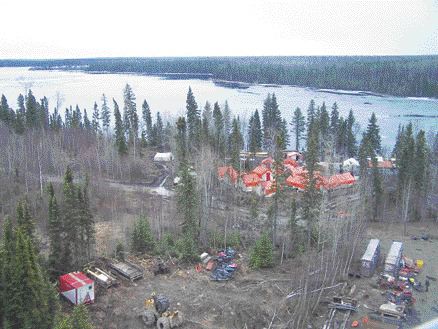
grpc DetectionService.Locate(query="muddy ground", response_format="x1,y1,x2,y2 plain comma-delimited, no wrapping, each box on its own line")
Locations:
314,221,438,329
85,221,438,329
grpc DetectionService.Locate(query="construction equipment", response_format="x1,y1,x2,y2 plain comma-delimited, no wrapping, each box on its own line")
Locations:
142,293,183,329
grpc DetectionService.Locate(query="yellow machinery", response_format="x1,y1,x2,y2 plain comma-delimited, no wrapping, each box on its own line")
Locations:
142,293,183,329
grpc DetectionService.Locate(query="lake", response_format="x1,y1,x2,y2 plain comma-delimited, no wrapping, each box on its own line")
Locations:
0,67,437,151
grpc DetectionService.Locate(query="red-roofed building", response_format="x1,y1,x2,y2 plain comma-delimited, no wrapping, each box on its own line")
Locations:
290,166,308,177
286,173,327,190
252,165,272,181
241,173,261,192
218,166,239,186
286,175,306,190
284,158,299,167
218,166,229,179
227,167,239,185
59,272,94,305
368,160,394,169
261,180,276,197
261,156,274,168
324,173,356,189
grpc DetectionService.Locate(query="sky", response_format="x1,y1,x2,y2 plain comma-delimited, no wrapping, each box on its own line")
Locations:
1,0,437,59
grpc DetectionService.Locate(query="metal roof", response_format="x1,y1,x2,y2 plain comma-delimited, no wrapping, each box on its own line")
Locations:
59,272,93,290
386,241,403,265
361,239,380,261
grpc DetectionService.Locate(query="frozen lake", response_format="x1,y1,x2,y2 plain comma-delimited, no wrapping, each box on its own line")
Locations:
0,67,437,150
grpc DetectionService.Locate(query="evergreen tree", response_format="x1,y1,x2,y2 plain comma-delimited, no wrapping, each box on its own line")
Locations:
49,107,63,131
279,118,289,150
3,228,58,329
212,102,225,156
113,99,128,155
392,124,403,157
54,305,94,329
16,200,35,243
262,93,283,152
249,233,273,269
83,109,91,130
142,100,153,143
61,167,79,271
15,95,25,134
175,117,187,164
131,216,155,253
78,177,95,262
366,112,382,154
177,164,199,242
100,94,111,134
307,99,316,127
336,117,347,156
151,112,164,149
302,122,321,247
330,102,340,134
414,130,429,197
202,101,212,141
47,183,63,274
92,102,100,134
228,117,244,170
0,94,10,125
123,84,139,153
71,105,83,128
186,87,201,151
25,89,39,128
222,100,231,140
396,123,415,225
346,110,357,157
290,107,305,151
65,106,72,128
248,109,263,153
40,96,50,129
319,102,330,139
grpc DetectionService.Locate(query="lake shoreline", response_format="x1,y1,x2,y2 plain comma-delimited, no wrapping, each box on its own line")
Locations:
28,66,438,102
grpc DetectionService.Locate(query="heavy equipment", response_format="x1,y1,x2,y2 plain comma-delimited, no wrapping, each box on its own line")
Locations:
141,293,183,329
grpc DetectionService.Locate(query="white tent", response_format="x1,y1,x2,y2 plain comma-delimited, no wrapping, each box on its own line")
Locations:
154,152,174,162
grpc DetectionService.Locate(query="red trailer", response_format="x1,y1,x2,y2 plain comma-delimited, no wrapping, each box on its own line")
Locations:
59,272,95,305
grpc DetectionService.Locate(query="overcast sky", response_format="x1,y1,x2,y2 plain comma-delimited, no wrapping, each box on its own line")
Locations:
1,0,437,59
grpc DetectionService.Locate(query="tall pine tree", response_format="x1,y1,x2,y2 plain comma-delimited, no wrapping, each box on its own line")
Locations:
113,99,127,155
290,107,305,151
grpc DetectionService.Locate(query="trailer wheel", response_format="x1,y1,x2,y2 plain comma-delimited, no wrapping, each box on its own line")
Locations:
142,310,156,326
156,317,171,329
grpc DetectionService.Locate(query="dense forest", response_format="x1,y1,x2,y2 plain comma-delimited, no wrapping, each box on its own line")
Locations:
2,56,438,97
0,84,437,328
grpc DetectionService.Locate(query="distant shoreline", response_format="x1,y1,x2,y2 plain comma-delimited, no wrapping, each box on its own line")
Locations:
25,66,438,102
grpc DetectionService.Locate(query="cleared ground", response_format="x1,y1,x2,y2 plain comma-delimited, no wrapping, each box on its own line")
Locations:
85,221,438,329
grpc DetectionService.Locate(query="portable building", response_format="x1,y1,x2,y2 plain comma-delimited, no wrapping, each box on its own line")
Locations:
384,241,403,276
360,239,381,277
59,272,94,305
153,152,174,162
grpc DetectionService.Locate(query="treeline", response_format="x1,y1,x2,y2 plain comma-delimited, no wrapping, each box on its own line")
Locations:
0,85,172,155
4,56,438,97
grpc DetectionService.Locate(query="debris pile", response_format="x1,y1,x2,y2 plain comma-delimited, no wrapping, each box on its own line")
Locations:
197,247,239,281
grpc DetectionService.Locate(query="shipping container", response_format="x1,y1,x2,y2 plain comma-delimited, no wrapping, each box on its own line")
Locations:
361,239,381,277
384,241,403,276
